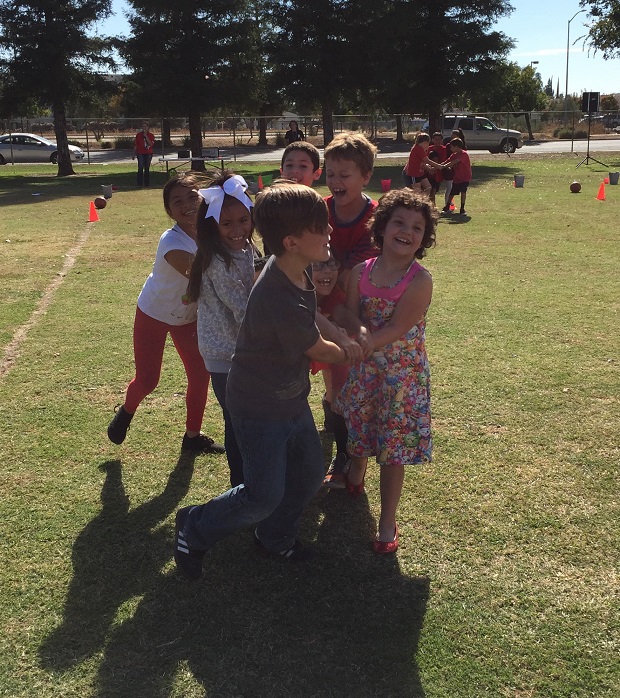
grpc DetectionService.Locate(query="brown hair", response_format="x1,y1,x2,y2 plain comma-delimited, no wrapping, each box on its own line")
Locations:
187,170,254,301
280,141,321,171
323,131,376,176
253,182,328,257
369,188,437,259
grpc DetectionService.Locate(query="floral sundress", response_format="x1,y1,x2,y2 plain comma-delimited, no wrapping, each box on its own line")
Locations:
335,257,432,466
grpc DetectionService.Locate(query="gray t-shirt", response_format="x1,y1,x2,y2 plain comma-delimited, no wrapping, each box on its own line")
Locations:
226,255,319,420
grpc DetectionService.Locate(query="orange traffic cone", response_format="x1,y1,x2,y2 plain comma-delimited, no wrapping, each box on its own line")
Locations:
258,175,264,190
89,201,99,222
596,182,606,201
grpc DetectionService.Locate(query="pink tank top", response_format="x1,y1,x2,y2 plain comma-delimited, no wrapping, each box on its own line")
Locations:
359,256,422,302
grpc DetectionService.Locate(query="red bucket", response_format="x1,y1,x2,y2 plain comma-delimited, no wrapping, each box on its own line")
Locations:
381,179,391,192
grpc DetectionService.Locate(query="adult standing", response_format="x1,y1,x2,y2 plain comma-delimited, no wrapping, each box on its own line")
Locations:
133,121,155,187
284,120,304,145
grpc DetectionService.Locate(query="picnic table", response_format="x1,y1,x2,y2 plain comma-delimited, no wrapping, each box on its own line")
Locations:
158,148,226,178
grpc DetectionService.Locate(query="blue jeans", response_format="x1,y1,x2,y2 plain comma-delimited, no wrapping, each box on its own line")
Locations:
183,403,324,553
210,372,244,488
136,153,152,186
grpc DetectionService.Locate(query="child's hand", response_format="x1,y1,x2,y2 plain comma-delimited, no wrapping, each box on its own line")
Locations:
357,326,374,358
333,333,363,364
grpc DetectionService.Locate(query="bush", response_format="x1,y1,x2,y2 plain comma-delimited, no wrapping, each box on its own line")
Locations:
99,141,112,149
275,132,286,147
114,137,135,149
554,127,588,139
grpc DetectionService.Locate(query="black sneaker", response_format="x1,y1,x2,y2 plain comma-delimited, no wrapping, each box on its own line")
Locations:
442,204,451,213
107,405,133,445
323,452,350,489
173,506,206,580
459,208,467,215
253,530,316,562
181,433,225,454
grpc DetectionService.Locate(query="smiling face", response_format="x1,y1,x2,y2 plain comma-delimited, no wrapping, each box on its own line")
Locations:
280,151,321,187
165,183,200,235
381,207,426,259
289,224,332,267
311,255,339,298
325,157,371,206
217,198,253,252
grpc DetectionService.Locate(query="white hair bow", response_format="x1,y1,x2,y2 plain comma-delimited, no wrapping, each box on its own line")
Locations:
199,175,253,222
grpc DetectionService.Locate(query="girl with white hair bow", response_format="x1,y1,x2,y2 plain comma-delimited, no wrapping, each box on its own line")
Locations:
187,171,260,487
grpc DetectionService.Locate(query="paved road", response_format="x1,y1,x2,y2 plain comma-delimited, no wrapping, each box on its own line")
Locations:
82,137,620,166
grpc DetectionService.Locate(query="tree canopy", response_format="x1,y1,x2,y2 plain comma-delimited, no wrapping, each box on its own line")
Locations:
580,1,620,58
0,0,116,175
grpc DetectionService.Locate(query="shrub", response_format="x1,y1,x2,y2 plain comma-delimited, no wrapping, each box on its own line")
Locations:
275,132,286,147
114,137,134,149
554,127,588,139
99,141,112,149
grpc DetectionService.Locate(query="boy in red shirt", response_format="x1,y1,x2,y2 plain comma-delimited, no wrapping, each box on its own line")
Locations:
442,138,471,215
133,121,155,188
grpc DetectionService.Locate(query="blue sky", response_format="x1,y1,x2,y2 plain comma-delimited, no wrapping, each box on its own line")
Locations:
99,0,619,97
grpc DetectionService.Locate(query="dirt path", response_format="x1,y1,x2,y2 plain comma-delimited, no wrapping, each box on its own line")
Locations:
0,222,93,380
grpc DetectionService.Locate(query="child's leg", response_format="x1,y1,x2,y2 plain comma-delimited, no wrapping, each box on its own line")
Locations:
378,464,405,542
124,307,167,413
460,190,467,213
347,455,367,487
169,321,210,436
210,372,244,487
444,181,453,207
321,368,334,431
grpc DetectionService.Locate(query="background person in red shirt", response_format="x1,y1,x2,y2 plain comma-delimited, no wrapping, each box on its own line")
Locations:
133,121,155,188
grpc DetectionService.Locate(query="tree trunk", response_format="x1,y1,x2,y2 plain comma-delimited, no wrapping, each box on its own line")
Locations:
258,108,268,146
427,103,441,135
162,118,172,148
188,109,205,171
524,112,534,140
52,99,75,177
395,115,404,142
321,104,334,146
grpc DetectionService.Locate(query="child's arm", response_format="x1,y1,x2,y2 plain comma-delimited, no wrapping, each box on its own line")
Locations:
164,250,194,278
368,270,432,350
305,336,348,365
315,311,363,363
330,303,374,357
342,263,375,358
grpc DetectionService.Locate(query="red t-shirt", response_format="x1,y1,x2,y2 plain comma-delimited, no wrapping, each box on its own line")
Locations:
447,150,472,183
324,195,379,270
405,143,427,177
135,131,155,155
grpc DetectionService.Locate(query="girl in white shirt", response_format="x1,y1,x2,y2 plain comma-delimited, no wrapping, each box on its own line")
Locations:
107,173,224,455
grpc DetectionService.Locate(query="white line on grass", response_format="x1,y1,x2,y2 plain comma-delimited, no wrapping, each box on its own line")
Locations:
0,223,93,379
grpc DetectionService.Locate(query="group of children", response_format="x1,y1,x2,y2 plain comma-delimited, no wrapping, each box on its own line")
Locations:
404,130,472,215
108,131,438,580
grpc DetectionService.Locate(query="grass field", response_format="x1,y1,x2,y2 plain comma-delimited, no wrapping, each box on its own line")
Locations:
1,154,619,698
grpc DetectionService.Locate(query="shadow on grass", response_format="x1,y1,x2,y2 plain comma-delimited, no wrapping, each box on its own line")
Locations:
0,170,166,207
40,445,429,697
38,453,196,671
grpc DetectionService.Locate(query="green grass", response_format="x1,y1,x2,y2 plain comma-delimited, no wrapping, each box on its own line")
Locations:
0,155,619,697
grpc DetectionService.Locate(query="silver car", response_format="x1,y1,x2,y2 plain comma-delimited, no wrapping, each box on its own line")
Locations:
0,132,84,164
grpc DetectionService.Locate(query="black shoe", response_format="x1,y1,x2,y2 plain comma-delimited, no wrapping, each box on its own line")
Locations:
181,433,225,454
442,205,451,213
323,452,350,489
253,530,316,562
173,506,206,580
107,405,133,445
322,397,335,433
459,208,466,215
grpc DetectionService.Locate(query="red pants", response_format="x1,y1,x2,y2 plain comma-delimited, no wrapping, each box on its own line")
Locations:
124,307,210,433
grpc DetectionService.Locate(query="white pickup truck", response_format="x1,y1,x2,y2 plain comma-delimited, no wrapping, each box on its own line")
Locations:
426,114,524,153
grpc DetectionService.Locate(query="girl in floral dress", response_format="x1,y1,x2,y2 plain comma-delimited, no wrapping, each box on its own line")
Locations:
335,188,437,553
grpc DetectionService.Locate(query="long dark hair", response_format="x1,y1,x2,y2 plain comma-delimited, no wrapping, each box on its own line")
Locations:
187,170,254,302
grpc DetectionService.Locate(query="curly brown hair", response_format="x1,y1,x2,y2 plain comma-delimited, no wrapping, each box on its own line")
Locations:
368,188,438,259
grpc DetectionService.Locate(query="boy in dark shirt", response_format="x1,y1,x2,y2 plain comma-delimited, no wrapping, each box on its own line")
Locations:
174,183,360,580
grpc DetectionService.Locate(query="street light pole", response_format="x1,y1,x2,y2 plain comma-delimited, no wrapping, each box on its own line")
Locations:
565,9,587,119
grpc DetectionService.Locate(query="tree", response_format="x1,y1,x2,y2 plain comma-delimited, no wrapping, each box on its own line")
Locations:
468,62,546,139
600,93,620,110
360,0,514,135
120,1,259,164
544,78,554,97
580,1,620,58
0,0,115,175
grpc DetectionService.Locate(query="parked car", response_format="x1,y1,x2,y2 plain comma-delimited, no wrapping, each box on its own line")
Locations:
0,133,84,164
423,115,524,153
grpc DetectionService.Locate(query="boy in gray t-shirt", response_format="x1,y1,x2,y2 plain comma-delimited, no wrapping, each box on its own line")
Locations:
174,183,361,580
